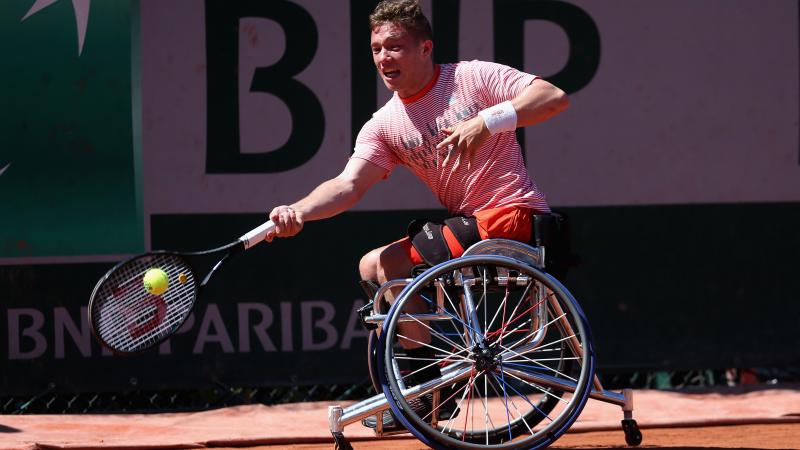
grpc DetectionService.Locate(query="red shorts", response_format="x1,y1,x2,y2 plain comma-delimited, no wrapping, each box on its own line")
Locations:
397,205,535,266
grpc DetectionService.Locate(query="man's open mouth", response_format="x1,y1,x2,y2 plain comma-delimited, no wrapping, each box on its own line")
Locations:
382,70,400,79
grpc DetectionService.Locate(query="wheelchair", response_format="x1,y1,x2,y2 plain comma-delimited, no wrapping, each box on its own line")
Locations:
328,237,642,449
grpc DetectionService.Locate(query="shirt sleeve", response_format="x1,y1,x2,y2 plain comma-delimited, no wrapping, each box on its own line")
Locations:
351,115,400,175
469,60,538,106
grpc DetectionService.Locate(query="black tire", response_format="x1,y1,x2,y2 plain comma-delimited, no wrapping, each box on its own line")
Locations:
622,419,643,446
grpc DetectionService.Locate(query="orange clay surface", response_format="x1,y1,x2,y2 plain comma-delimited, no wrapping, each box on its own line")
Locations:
234,423,800,449
0,387,798,450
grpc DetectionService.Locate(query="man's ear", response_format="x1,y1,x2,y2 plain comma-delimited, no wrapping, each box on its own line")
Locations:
421,39,433,58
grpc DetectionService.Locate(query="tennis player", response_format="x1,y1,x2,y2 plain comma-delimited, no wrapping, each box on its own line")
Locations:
267,0,569,428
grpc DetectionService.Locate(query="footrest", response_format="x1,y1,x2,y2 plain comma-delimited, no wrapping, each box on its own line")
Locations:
357,300,378,330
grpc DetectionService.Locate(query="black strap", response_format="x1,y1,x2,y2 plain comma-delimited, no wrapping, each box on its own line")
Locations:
443,216,482,251
408,219,451,266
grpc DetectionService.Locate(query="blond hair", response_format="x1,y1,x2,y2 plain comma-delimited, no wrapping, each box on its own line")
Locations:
369,0,432,42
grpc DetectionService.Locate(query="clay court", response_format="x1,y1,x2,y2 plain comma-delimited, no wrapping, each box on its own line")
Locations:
1,386,798,449
265,425,800,450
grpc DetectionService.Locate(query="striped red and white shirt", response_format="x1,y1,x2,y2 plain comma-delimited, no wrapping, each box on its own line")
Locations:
353,60,550,216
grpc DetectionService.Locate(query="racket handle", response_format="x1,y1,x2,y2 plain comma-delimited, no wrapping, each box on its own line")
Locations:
239,220,276,249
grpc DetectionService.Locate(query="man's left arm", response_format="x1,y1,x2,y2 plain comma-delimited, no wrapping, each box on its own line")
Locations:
512,78,570,127
437,78,569,156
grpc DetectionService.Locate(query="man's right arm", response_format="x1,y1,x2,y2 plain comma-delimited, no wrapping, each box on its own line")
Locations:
267,157,387,240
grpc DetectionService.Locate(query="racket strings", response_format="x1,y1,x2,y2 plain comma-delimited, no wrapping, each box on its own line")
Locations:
92,254,197,353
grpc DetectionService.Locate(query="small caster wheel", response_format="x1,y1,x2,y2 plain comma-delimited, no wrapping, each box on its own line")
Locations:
332,431,353,450
621,418,643,446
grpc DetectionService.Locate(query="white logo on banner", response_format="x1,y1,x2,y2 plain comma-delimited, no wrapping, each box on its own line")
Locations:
21,0,92,55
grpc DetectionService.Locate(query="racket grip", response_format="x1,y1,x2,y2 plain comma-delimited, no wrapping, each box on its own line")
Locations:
239,220,276,249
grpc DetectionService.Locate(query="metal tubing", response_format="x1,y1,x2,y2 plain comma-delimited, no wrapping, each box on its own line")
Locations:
501,367,627,407
336,392,391,428
545,292,586,371
622,388,634,419
460,278,484,344
363,312,453,325
335,364,473,428
328,405,344,433
373,279,414,312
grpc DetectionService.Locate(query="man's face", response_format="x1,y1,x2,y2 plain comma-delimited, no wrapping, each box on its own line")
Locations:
371,22,433,98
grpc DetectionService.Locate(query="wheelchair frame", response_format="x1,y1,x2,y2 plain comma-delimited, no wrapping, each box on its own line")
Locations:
329,239,642,449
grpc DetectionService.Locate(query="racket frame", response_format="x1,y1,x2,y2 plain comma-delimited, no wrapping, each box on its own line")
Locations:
88,220,273,355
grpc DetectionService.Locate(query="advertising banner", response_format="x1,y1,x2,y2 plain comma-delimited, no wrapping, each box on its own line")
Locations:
0,0,142,262
1,0,798,395
140,0,798,215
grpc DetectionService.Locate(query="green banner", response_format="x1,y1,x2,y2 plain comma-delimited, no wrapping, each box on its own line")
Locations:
0,0,142,260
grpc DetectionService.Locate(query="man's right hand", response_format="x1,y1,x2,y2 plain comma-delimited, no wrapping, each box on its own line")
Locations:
267,205,304,242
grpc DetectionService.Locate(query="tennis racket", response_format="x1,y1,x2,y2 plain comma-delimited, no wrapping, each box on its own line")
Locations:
88,220,276,354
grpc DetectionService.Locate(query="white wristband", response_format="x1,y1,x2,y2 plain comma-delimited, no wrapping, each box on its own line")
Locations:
478,101,517,135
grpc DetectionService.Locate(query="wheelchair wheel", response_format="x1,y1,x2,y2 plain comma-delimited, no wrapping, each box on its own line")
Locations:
367,323,569,427
377,255,595,449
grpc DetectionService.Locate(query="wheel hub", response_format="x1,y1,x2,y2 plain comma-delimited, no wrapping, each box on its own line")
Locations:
472,342,500,371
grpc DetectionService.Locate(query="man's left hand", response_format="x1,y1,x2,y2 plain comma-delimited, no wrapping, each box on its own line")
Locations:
437,115,490,167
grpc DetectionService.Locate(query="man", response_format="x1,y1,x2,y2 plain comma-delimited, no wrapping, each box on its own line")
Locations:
266,0,568,428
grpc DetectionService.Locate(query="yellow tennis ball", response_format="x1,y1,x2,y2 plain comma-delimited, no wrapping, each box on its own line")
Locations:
143,268,169,296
